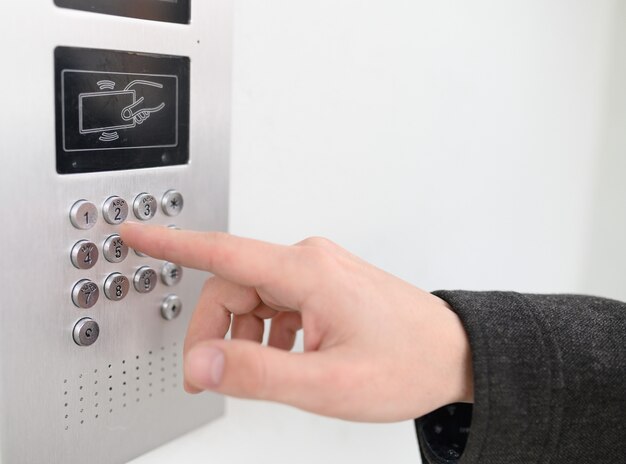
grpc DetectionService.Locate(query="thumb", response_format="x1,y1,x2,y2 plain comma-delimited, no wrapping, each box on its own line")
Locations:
184,340,339,415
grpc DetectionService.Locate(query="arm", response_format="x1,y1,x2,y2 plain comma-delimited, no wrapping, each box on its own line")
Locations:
416,291,626,463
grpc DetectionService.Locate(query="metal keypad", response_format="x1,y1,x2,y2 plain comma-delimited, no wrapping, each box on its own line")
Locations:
67,191,185,346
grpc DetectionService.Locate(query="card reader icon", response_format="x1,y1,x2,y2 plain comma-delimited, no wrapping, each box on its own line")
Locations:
78,80,166,143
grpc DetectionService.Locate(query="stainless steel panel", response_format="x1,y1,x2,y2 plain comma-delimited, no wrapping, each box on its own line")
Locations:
0,1,232,462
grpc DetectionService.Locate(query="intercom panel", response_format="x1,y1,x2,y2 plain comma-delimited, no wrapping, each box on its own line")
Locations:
0,1,231,463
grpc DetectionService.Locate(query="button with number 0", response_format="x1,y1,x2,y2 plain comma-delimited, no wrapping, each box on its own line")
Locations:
70,240,99,270
102,196,129,225
134,266,158,294
133,193,157,221
104,273,130,301
72,279,100,309
70,200,98,230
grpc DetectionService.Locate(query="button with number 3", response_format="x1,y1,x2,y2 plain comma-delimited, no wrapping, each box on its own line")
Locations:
133,193,157,221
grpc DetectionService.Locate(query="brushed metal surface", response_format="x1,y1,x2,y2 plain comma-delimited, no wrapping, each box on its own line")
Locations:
0,0,231,462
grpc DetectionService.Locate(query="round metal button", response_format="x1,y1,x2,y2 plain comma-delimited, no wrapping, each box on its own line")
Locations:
161,190,184,217
104,273,130,301
134,266,158,294
161,262,183,286
72,280,100,309
161,295,182,321
73,318,100,347
69,200,98,230
102,196,129,225
133,193,157,221
70,240,99,270
103,234,129,263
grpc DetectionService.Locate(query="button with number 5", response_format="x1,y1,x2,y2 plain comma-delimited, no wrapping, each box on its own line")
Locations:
103,234,129,263
133,193,157,221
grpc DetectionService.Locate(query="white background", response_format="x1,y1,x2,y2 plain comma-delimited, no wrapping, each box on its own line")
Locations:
134,1,626,462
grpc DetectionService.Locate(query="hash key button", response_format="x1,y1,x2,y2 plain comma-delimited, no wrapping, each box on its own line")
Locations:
161,262,183,286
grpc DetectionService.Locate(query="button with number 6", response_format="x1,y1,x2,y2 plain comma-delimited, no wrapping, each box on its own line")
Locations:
104,273,130,301
103,234,128,263
133,193,157,221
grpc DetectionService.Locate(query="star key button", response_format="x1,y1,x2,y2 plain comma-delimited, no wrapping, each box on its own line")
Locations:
161,190,184,217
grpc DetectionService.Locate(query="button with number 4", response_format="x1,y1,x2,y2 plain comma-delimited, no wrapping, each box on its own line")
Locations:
104,273,130,301
103,234,128,263
71,240,99,270
133,193,157,221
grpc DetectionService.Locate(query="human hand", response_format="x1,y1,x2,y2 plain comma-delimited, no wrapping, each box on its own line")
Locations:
120,223,473,422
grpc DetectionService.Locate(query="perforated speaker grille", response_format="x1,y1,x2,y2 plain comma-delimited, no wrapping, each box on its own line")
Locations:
62,342,181,430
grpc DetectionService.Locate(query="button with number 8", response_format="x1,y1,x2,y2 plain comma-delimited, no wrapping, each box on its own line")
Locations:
102,234,128,263
134,266,158,294
104,273,130,301
133,193,157,221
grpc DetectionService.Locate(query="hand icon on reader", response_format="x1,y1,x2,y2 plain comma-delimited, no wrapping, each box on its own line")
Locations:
120,80,166,125
78,79,167,143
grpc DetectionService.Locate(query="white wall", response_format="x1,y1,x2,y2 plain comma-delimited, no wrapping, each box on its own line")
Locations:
134,1,625,462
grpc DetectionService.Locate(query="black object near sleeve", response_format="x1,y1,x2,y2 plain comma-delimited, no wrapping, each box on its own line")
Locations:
415,291,626,464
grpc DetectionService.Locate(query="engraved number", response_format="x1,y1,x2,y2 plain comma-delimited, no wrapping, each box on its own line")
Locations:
84,251,92,265
115,245,122,259
83,211,89,225
85,290,93,305
144,277,151,291
114,207,122,222
115,285,123,298
144,203,151,217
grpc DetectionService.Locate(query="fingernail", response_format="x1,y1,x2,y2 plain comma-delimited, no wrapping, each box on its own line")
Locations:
185,346,225,390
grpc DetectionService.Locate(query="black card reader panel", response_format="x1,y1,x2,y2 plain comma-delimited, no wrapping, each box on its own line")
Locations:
54,0,190,24
55,47,190,174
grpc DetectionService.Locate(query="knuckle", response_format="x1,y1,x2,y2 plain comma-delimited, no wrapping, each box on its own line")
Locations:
298,236,336,249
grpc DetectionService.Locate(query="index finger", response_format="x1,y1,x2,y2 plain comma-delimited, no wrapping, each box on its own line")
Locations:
120,222,292,288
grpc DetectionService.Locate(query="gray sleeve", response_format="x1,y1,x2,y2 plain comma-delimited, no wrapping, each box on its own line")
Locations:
415,291,626,464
